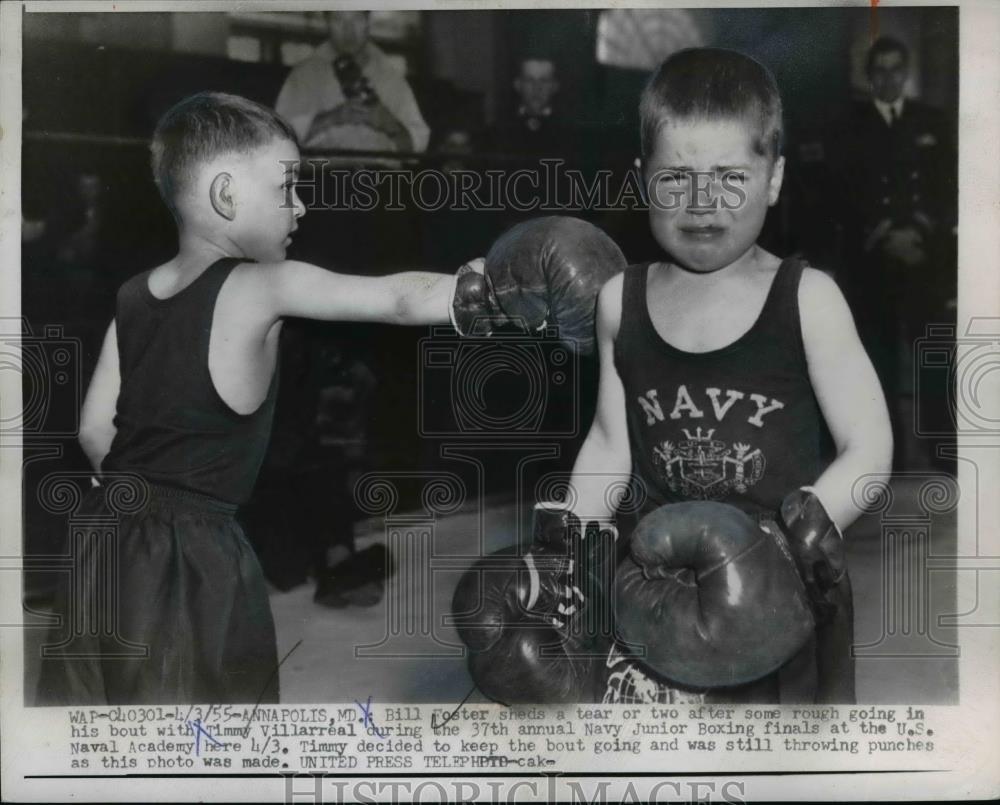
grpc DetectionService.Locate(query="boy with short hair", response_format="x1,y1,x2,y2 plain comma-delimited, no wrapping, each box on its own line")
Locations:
569,49,892,703
39,92,460,705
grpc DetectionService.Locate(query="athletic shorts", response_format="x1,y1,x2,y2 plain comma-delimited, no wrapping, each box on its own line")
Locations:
36,483,279,705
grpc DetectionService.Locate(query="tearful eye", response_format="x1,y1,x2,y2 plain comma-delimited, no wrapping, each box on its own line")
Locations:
658,172,686,185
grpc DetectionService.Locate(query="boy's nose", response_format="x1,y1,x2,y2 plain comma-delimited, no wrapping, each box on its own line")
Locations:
687,184,721,213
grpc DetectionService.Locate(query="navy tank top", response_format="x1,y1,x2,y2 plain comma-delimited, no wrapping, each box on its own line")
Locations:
615,259,825,522
103,259,278,505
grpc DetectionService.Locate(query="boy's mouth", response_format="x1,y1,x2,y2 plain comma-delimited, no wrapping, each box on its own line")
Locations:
679,224,724,240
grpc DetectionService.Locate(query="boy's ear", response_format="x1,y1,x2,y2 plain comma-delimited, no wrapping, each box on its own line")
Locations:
210,172,236,221
767,156,785,207
633,157,650,206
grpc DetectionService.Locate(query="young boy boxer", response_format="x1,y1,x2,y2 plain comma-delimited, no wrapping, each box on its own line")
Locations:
35,92,461,705
37,92,621,706
453,49,892,706
581,48,893,704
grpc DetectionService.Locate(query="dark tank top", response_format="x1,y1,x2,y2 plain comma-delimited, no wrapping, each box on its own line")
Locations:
615,259,824,523
103,258,278,505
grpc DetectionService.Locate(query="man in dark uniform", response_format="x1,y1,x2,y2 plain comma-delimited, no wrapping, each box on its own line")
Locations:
831,36,957,468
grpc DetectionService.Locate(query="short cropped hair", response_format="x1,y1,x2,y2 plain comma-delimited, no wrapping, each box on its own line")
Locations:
150,91,298,217
639,48,783,162
866,36,910,73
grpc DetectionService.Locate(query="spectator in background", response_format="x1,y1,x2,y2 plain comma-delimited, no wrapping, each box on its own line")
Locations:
493,57,564,155
243,323,389,607
275,10,429,154
829,36,956,469
22,170,114,358
436,128,475,174
311,338,384,607
55,173,104,269
275,10,429,269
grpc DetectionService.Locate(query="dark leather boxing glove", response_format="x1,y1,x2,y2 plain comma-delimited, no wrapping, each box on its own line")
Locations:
451,260,506,336
451,505,618,704
484,216,626,355
614,502,814,689
776,488,846,626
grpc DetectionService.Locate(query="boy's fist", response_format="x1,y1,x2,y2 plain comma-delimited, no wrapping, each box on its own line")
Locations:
449,217,626,354
777,488,846,625
451,258,504,335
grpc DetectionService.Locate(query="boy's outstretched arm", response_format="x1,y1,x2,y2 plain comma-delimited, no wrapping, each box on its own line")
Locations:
566,275,633,521
260,260,466,326
799,268,894,531
79,320,120,474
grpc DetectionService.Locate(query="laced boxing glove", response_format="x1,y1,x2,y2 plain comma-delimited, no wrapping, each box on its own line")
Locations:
451,261,506,336
450,216,626,355
774,488,846,626
451,505,618,704
614,502,814,690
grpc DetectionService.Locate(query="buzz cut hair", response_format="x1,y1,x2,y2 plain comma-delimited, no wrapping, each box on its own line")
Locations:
639,48,784,162
150,91,298,217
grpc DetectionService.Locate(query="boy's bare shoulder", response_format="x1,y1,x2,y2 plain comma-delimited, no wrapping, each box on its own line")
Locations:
116,267,154,296
218,260,299,320
600,269,626,297
231,259,313,291
598,270,625,309
233,258,290,277
797,266,855,342
596,271,625,338
235,259,335,281
798,266,847,308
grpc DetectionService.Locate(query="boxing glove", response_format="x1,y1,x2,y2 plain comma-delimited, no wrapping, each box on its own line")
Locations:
484,216,626,355
614,502,814,689
452,505,618,704
776,488,846,626
451,261,506,336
